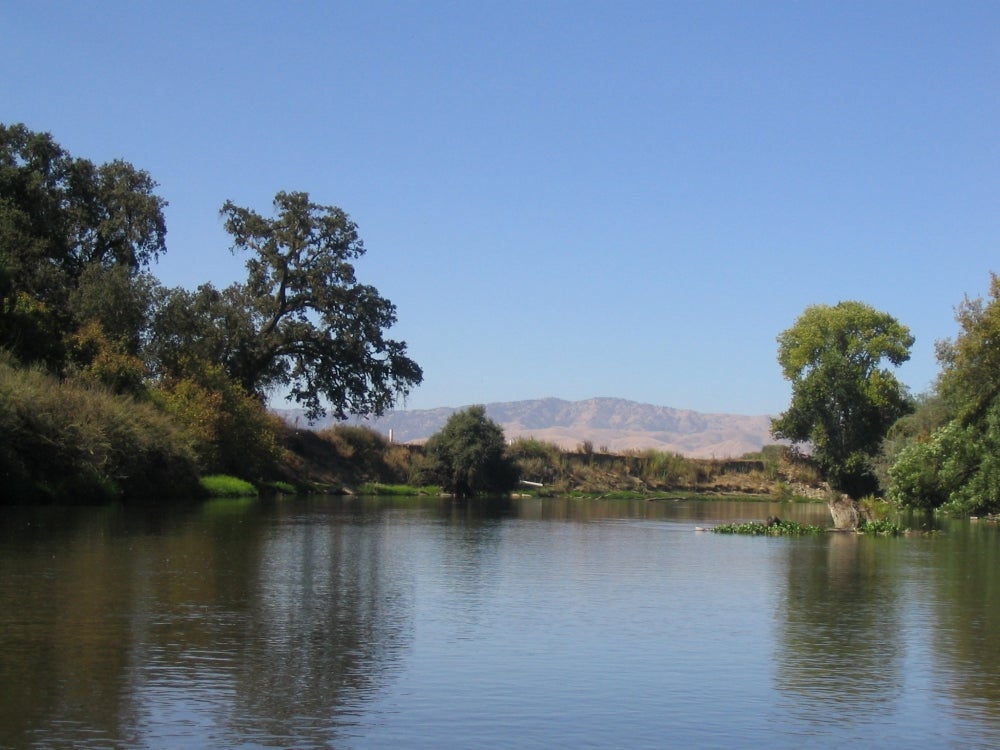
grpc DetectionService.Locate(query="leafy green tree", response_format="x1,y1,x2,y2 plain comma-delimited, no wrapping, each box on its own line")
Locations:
152,191,421,420
0,123,166,368
889,274,1000,514
772,301,914,497
61,265,161,394
424,406,519,497
69,265,160,355
872,392,949,493
936,274,1000,423
148,282,258,382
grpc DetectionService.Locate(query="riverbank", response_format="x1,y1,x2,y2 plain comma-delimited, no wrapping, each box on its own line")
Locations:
275,424,825,502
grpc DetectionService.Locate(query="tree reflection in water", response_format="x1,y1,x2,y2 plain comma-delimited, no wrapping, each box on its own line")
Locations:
775,533,905,723
0,500,414,748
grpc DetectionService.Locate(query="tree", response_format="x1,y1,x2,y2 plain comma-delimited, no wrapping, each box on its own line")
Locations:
936,274,1000,423
148,282,260,385
0,123,166,368
192,191,422,420
424,406,519,497
888,274,1000,514
772,301,914,498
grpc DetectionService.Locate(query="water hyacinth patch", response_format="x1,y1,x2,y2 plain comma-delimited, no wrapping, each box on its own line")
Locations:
711,519,824,536
856,518,907,536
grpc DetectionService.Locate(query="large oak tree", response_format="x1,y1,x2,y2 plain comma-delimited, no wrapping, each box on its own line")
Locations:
153,191,422,420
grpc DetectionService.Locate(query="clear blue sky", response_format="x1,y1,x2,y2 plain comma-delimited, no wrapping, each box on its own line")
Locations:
3,1,997,415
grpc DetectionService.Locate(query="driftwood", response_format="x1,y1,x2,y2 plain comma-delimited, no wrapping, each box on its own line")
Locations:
827,494,861,530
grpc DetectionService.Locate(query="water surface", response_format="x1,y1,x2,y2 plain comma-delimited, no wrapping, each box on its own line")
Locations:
1,497,998,748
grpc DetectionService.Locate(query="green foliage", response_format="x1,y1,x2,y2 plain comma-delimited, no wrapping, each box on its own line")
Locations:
0,351,199,503
0,123,166,369
2,127,427,505
153,361,284,480
355,482,441,496
65,320,148,394
68,265,159,357
887,275,1000,515
0,292,65,370
886,429,952,510
711,519,824,536
937,274,1000,421
424,406,519,497
772,301,914,497
873,393,950,492
856,518,906,536
147,283,259,384
199,474,259,498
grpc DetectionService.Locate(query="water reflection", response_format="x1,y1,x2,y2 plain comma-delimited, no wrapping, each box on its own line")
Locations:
775,533,906,726
929,522,1000,732
0,500,413,749
4,499,1000,748
0,505,166,749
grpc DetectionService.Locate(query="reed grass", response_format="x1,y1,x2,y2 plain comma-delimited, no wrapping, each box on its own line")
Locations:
199,474,259,498
355,482,442,496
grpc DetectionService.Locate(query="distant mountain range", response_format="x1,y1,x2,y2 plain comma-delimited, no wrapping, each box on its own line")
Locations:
275,397,778,459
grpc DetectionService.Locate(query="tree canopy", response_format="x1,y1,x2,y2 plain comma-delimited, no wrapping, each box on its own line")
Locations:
1,124,427,499
0,123,166,369
151,191,423,420
424,406,519,497
772,301,914,497
888,274,1000,514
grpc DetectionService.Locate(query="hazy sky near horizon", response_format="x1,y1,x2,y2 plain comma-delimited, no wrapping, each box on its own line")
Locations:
3,1,997,415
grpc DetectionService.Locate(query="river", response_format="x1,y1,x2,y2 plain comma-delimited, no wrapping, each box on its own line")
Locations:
1,496,999,748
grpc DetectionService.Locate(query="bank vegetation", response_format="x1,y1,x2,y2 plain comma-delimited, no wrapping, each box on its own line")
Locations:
6,123,1000,515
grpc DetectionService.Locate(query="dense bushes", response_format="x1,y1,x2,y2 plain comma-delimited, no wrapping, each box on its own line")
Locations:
423,406,519,497
1,124,421,504
0,354,200,503
153,363,285,480
885,274,1000,515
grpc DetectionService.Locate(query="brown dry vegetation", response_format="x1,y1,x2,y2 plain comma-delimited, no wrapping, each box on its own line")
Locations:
278,426,823,500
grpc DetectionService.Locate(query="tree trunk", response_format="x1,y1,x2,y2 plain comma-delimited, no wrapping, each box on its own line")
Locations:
827,494,860,530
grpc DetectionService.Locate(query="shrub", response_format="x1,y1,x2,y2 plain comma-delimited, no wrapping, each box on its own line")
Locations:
0,352,200,503
153,362,284,480
424,406,519,497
